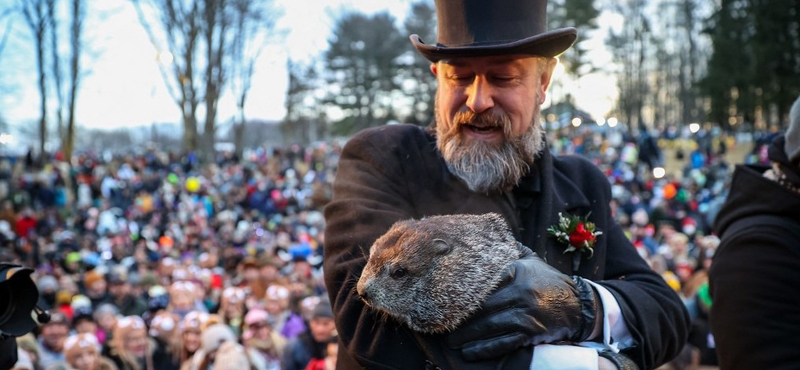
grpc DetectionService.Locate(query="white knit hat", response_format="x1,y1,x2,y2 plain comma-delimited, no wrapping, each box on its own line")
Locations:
786,95,800,162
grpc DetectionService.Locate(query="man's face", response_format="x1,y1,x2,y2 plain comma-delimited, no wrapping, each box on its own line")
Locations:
41,324,69,350
86,279,107,298
108,282,130,298
431,55,556,192
309,317,336,343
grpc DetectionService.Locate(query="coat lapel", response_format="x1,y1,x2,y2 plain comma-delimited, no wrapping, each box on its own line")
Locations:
528,148,591,274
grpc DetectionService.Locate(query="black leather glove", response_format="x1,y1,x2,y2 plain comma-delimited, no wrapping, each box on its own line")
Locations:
599,350,640,370
447,246,600,361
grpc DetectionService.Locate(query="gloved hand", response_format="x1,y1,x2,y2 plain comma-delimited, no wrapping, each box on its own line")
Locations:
447,246,600,361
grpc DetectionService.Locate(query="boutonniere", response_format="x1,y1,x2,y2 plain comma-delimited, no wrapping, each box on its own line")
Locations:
547,212,602,271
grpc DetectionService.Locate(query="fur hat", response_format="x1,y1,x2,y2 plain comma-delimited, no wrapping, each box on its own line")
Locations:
213,342,250,370
201,323,237,354
785,95,800,162
410,0,577,62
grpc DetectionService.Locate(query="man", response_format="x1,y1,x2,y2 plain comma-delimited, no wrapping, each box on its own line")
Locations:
37,312,70,368
322,0,689,369
281,299,337,370
105,270,148,317
709,95,800,368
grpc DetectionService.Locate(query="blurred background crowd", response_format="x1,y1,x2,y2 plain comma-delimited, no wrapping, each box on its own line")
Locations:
0,124,775,370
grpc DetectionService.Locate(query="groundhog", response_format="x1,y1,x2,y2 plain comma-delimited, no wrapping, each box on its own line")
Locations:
356,212,522,334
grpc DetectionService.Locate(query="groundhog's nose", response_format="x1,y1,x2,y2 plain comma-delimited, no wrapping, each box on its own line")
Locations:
356,281,371,303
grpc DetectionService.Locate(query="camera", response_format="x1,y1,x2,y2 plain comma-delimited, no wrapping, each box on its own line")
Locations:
0,263,48,370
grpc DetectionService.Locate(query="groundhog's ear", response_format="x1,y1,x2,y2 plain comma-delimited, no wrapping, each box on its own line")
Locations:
432,239,452,256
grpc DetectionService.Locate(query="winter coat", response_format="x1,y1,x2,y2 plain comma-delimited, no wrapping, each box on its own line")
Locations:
709,135,800,369
323,124,689,370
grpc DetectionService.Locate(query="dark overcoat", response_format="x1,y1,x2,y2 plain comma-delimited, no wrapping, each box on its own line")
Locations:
323,124,688,370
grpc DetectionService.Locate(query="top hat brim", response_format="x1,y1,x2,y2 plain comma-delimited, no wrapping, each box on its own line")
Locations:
410,27,577,62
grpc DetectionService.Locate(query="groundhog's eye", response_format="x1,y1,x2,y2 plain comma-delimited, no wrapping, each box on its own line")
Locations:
390,267,407,279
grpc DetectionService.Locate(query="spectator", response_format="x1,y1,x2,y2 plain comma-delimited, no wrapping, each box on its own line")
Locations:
184,324,240,370
174,312,207,370
47,333,117,370
37,312,70,368
92,304,119,345
105,271,147,317
242,309,285,370
103,316,154,370
281,300,336,370
83,272,108,308
709,95,800,368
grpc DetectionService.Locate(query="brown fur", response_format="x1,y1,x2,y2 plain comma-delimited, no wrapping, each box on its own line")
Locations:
356,213,521,333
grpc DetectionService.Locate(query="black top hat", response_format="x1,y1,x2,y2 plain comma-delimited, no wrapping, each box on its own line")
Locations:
411,0,577,62
0,264,39,337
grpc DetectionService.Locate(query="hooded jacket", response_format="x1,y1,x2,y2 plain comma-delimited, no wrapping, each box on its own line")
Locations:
709,135,800,369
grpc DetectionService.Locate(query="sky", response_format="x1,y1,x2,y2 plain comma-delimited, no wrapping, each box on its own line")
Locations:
0,0,618,133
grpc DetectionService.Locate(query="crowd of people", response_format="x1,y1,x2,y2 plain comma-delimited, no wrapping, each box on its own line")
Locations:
0,123,750,370
2,144,341,370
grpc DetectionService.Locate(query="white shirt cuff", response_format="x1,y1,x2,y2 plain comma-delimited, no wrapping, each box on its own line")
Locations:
530,344,598,370
579,280,635,353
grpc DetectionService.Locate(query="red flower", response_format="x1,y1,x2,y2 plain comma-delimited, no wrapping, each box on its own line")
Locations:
569,223,596,248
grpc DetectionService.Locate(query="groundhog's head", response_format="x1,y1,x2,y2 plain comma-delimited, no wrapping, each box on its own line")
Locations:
356,213,519,334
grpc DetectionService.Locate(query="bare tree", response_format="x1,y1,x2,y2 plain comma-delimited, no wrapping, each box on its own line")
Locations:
606,0,651,134
199,0,228,163
0,7,14,64
132,0,280,162
48,0,63,141
62,0,84,164
401,0,437,125
283,59,322,145
19,0,54,161
229,0,280,158
132,0,202,154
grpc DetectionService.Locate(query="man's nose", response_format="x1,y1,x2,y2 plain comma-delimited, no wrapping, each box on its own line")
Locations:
465,78,495,114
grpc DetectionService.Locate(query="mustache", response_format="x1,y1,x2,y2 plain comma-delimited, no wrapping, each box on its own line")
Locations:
453,110,510,128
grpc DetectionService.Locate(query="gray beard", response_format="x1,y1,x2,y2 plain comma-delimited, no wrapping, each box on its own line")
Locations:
436,108,545,193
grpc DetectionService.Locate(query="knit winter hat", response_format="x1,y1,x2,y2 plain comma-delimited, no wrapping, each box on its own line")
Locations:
786,95,800,162
311,299,334,320
83,270,105,287
36,275,59,292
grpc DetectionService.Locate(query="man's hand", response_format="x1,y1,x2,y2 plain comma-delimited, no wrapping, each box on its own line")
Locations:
447,248,600,361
